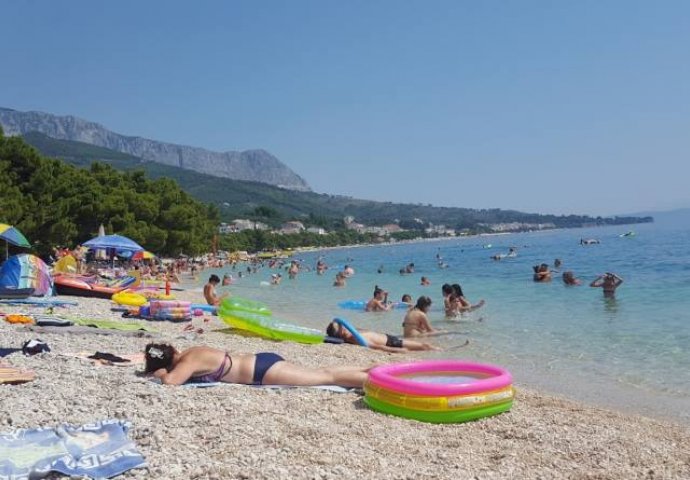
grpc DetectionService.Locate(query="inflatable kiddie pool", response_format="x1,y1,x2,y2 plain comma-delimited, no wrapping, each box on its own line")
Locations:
364,360,514,423
218,297,323,344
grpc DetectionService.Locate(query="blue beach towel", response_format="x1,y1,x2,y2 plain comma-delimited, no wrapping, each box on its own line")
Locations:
149,378,353,393
0,419,146,480
183,381,354,393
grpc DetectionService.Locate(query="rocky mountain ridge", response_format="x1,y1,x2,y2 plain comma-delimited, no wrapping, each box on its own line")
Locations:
0,107,311,191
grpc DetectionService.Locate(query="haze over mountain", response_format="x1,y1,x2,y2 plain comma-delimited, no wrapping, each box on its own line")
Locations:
18,131,652,232
0,107,310,191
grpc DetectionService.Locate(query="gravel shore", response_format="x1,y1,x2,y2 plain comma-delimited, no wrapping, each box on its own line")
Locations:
1,293,689,479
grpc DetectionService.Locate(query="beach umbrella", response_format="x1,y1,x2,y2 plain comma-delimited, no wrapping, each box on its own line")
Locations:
0,224,31,260
83,234,144,252
132,250,156,261
95,225,107,259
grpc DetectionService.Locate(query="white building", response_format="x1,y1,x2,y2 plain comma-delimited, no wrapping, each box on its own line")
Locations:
219,219,269,233
280,221,305,234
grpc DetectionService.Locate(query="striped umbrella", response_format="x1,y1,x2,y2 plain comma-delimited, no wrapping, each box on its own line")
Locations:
132,250,156,261
0,224,31,259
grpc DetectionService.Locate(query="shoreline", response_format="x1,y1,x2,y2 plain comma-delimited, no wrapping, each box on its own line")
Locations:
1,294,689,478
291,223,634,257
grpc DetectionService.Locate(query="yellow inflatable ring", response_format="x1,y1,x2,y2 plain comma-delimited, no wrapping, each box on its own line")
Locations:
112,291,148,307
364,381,514,412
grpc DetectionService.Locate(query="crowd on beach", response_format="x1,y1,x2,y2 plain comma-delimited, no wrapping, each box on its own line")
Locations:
198,239,626,368
15,239,626,394
7,233,688,478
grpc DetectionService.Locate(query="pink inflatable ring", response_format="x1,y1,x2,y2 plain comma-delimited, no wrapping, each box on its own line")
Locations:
367,360,512,397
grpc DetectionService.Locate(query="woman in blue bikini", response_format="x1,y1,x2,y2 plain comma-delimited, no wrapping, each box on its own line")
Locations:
144,343,369,388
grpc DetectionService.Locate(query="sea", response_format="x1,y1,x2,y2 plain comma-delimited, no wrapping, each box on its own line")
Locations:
202,216,690,425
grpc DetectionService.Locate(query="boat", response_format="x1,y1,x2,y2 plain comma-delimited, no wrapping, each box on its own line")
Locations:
53,274,135,299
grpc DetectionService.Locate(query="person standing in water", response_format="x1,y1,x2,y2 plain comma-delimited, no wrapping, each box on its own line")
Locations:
365,286,391,312
590,272,623,298
402,296,442,337
204,275,229,306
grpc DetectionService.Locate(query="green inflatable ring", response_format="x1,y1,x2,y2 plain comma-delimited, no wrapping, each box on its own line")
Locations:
364,396,513,423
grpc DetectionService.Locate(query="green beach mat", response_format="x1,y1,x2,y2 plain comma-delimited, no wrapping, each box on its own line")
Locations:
70,317,157,332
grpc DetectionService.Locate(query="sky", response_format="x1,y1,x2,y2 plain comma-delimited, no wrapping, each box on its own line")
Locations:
1,0,689,217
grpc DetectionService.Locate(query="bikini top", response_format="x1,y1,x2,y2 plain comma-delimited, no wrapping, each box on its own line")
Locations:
190,353,232,383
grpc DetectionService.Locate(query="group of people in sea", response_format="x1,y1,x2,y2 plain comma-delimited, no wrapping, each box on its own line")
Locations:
193,237,625,389
531,258,623,297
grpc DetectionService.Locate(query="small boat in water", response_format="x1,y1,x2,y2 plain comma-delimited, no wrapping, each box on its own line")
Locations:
619,231,636,238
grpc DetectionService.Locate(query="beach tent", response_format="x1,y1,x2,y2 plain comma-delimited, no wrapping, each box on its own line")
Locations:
53,254,78,273
0,254,53,296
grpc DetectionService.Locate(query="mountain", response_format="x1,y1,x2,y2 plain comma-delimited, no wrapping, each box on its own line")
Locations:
20,131,653,231
0,107,310,191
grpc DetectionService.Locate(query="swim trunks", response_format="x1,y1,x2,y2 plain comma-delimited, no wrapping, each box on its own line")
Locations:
385,334,403,349
252,352,285,385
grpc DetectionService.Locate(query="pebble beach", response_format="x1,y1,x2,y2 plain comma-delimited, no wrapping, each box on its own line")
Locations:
2,292,689,480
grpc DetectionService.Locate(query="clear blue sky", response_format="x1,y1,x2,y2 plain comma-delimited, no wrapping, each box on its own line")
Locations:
2,0,689,216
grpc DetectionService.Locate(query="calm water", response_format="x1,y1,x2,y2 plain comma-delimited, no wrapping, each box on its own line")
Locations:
203,220,690,424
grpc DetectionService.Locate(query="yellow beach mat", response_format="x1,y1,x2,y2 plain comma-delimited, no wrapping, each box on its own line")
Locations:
0,362,35,384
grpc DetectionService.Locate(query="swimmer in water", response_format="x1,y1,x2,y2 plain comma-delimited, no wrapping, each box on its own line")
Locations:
562,271,581,286
402,296,443,337
365,286,391,312
590,272,623,298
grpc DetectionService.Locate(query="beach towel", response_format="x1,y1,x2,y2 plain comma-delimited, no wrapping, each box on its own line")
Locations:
24,325,158,338
0,348,21,358
4,314,34,325
0,298,77,307
191,383,355,393
70,317,157,332
150,378,354,393
61,352,145,367
0,419,146,480
33,315,73,327
0,361,35,384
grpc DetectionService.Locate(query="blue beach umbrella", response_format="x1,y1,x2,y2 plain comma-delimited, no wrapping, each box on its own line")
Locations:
83,234,144,252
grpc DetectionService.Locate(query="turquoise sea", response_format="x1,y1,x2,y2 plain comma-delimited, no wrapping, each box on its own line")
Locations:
203,217,690,424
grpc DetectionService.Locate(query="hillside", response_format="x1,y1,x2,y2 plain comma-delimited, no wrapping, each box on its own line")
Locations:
0,107,310,191
21,131,653,231
0,131,217,256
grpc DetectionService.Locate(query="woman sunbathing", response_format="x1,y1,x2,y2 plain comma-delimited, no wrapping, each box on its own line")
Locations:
144,343,369,388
